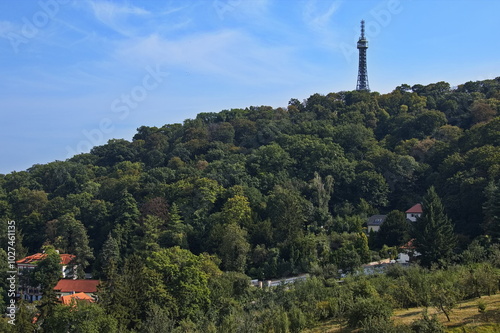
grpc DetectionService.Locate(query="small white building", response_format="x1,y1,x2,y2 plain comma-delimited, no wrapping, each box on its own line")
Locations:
405,203,422,222
397,239,420,264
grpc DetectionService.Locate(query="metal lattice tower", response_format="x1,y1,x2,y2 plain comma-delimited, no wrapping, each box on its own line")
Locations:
356,20,370,92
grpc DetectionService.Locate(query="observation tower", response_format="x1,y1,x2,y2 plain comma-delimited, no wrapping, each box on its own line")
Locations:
356,20,370,91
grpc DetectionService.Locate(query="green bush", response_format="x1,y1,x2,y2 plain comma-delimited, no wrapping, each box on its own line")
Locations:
346,296,392,328
410,311,445,333
360,316,411,333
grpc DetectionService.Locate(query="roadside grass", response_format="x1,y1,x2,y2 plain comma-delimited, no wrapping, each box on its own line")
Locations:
305,294,500,333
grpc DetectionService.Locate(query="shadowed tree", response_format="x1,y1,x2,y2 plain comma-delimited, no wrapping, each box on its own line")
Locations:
111,191,140,256
413,187,457,268
51,213,94,277
217,223,250,273
483,180,500,241
377,210,410,247
33,245,62,327
99,233,120,280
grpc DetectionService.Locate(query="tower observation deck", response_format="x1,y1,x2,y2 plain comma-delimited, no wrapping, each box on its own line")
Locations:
356,20,370,91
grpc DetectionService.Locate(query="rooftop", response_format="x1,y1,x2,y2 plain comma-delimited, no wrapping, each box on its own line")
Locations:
17,253,76,265
59,292,94,305
406,203,423,214
54,279,100,293
367,215,387,226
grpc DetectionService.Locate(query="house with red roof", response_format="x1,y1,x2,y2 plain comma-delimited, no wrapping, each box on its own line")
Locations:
53,279,100,297
17,252,77,279
16,252,78,302
54,279,100,298
405,203,423,222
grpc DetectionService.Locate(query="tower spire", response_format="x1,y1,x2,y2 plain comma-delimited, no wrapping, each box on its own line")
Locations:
356,20,370,92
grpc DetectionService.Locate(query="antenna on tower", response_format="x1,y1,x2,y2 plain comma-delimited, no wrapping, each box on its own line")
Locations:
356,20,370,91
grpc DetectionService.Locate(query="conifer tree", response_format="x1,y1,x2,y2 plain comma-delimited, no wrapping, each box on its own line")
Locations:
414,187,456,267
53,213,94,277
111,191,140,256
377,210,410,247
33,245,62,327
162,203,188,248
100,233,120,280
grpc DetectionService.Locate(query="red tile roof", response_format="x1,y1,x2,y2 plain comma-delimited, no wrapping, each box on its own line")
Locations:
59,292,94,305
17,253,76,265
59,254,76,265
54,280,100,293
406,203,423,214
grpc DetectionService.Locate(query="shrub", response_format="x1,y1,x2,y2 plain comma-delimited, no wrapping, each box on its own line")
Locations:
410,311,445,333
478,300,487,313
346,296,393,328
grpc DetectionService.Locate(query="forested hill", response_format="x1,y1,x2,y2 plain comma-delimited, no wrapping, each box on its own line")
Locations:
2,78,500,280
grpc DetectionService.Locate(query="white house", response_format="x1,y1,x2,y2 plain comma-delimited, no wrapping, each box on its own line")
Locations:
405,203,423,222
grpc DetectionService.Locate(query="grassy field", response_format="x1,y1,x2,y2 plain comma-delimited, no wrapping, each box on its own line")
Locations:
305,294,500,333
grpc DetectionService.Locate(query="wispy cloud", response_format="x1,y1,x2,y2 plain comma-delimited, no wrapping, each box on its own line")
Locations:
301,0,343,51
113,30,304,85
89,0,150,36
303,0,342,32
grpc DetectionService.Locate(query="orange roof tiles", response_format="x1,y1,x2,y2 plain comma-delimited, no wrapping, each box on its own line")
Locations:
59,254,76,265
406,203,423,214
59,292,94,305
17,253,76,265
54,280,100,293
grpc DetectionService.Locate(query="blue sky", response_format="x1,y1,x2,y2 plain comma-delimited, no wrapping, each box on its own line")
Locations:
1,0,499,174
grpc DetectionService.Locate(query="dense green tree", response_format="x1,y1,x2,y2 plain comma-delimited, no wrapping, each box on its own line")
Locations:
8,187,49,251
141,304,175,333
43,302,118,333
132,215,163,256
429,269,461,321
146,247,217,321
346,296,393,329
33,245,62,326
215,223,250,273
267,185,310,244
331,123,377,159
413,187,457,267
99,233,120,280
91,138,138,167
10,299,37,333
221,194,252,227
250,142,294,172
111,191,140,256
376,210,410,247
353,170,389,207
49,213,94,276
99,255,165,331
483,180,500,240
